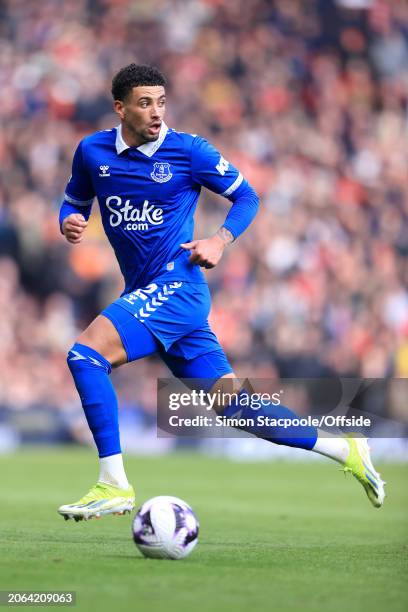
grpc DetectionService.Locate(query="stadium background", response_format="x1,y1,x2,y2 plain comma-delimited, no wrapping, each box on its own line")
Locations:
0,0,407,458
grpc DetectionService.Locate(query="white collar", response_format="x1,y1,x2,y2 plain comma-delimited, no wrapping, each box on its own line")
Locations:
115,122,169,157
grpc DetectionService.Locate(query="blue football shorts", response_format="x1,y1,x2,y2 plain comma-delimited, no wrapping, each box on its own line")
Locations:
101,280,233,383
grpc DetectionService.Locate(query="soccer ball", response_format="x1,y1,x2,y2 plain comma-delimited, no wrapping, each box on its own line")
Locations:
132,496,199,560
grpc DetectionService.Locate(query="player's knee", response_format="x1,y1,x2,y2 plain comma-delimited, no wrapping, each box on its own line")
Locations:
208,372,239,413
67,342,112,375
75,315,127,368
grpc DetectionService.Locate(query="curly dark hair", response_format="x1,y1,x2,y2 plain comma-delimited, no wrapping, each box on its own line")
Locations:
111,64,166,101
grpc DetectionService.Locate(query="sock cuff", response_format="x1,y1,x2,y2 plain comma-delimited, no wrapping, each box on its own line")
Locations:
69,342,112,374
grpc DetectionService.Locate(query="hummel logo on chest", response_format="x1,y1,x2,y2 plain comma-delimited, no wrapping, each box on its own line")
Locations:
99,165,110,177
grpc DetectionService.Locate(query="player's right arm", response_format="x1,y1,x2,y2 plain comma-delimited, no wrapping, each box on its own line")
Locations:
59,140,95,244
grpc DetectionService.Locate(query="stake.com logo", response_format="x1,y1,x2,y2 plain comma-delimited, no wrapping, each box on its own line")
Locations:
105,196,164,230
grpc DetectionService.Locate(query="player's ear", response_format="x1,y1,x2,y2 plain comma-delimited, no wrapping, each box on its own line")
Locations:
114,99,125,120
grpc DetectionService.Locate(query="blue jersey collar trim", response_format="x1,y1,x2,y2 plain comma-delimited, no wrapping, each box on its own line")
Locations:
115,122,169,157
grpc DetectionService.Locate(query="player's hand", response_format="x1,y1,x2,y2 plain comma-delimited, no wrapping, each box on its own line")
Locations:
180,234,227,269
62,214,88,244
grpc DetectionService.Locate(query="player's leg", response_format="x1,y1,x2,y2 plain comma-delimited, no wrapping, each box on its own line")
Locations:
59,304,161,521
162,350,321,451
211,374,385,507
162,329,385,507
161,329,322,450
67,314,130,489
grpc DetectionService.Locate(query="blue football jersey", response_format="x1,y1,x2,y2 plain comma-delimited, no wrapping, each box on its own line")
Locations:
63,123,248,294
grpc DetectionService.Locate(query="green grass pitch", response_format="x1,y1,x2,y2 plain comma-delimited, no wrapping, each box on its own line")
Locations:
0,449,407,612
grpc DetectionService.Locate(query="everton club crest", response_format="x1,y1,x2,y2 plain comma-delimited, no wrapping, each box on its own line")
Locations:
150,162,173,183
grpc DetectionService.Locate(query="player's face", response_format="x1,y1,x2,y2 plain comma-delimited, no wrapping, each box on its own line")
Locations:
114,86,166,145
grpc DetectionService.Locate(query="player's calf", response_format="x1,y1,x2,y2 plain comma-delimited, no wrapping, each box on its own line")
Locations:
67,342,122,458
62,340,133,520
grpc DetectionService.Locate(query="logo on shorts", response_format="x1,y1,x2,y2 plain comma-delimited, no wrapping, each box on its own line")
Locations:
122,282,183,322
151,162,172,183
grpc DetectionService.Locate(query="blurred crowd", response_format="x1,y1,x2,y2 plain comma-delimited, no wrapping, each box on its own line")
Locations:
1,0,408,443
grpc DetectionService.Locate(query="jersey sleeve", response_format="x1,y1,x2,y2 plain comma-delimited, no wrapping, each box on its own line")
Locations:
64,140,95,206
59,140,95,230
190,136,244,198
190,135,259,241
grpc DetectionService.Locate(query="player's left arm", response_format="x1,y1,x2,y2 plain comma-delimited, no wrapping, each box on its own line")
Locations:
181,137,259,268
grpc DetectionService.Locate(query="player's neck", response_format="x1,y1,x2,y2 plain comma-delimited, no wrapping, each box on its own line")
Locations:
121,123,149,148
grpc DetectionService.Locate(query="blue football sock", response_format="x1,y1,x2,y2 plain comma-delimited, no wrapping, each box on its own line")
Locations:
221,389,317,450
67,343,121,458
